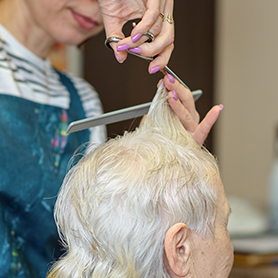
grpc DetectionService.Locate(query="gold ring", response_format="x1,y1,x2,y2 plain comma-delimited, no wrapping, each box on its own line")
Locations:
159,12,165,20
164,14,174,24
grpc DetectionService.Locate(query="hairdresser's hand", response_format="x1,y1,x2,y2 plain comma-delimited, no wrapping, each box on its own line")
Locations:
99,0,174,73
162,75,223,146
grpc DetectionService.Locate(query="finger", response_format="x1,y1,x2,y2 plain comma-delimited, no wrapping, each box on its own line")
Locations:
147,43,173,73
192,105,224,146
157,79,164,88
112,3,162,62
137,1,174,58
167,91,199,133
130,0,166,45
159,0,174,37
101,2,144,38
129,15,164,46
103,19,128,63
131,31,173,61
164,75,199,123
130,0,161,39
113,42,128,63
117,14,164,53
139,1,174,70
118,0,165,49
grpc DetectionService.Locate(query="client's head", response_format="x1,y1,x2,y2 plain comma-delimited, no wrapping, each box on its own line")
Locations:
48,85,233,278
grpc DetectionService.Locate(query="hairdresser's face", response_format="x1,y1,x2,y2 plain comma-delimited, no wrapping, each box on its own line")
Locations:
23,0,104,45
189,181,234,278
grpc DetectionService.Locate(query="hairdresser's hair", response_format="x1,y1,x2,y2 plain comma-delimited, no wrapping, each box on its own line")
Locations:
48,84,219,278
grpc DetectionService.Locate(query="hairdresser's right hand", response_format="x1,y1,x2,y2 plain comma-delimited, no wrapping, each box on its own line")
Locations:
162,75,223,146
99,0,174,74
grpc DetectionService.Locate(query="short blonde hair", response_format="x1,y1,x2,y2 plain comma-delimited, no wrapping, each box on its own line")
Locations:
48,84,219,278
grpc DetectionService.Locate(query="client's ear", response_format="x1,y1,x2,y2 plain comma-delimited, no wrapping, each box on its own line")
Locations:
164,223,191,277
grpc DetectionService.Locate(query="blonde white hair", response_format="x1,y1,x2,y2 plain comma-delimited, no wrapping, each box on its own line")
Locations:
48,84,219,278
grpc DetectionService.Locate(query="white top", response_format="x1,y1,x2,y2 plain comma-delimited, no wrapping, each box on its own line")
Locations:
0,24,106,144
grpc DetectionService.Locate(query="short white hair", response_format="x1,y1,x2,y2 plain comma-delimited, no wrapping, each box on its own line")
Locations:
48,84,219,278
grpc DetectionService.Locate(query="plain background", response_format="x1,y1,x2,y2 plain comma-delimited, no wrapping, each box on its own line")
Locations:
214,0,278,210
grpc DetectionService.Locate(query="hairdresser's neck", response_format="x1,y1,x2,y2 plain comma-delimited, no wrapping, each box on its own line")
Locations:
0,0,55,59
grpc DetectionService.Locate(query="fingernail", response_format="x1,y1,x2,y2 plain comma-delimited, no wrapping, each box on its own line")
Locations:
150,66,160,74
167,73,175,84
173,90,178,101
219,104,224,111
129,47,141,54
114,52,123,64
117,44,129,52
132,33,142,43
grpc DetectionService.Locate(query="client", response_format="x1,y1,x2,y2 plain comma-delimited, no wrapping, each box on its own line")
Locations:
48,84,234,278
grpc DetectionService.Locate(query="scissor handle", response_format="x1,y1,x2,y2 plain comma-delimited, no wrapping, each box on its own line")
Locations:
105,37,122,50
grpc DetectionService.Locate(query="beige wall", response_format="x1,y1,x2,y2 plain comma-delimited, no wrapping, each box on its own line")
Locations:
214,0,278,209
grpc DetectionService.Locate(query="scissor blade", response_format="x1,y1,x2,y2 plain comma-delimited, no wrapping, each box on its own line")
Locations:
67,89,202,134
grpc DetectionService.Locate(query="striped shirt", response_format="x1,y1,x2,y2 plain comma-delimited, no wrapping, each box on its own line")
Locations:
0,24,106,144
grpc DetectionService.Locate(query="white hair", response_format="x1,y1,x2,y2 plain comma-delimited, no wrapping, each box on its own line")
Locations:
48,84,219,278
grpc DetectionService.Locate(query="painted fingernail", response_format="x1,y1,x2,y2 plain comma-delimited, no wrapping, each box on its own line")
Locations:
150,66,160,74
219,104,224,111
117,44,129,52
114,52,123,64
128,47,141,54
167,73,175,84
173,90,178,101
132,33,142,43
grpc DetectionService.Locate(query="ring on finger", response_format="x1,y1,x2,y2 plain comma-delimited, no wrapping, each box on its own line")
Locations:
164,14,174,24
143,31,155,43
159,12,165,20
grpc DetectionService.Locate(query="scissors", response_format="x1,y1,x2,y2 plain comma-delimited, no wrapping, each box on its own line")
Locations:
105,36,196,92
66,37,202,134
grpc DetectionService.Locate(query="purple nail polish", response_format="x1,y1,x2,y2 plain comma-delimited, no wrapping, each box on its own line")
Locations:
167,73,175,84
219,104,224,111
132,33,142,43
114,52,123,64
150,66,160,74
117,44,129,52
129,47,141,54
173,90,178,101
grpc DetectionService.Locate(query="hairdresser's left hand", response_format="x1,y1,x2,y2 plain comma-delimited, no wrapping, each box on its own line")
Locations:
98,0,174,73
162,75,223,146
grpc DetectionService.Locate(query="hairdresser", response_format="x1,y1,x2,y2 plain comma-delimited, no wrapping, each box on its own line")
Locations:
0,0,221,277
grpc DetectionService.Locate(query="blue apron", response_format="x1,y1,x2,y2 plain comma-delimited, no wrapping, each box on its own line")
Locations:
0,71,90,277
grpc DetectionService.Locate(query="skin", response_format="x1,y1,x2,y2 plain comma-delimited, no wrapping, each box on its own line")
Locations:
0,0,104,58
100,0,174,71
188,181,234,278
0,0,174,71
0,0,221,144
164,179,234,278
162,75,223,146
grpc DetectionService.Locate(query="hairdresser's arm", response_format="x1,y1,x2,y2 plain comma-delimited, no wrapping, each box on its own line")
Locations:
163,75,223,146
98,0,174,73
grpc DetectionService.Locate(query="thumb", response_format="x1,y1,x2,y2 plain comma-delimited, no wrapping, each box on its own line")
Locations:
193,105,223,146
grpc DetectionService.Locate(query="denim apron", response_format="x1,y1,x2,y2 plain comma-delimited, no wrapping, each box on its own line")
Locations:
0,71,90,277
